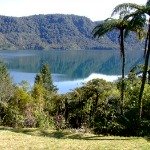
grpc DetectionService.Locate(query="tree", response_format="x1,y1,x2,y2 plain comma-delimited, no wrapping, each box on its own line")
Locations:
0,61,14,103
0,61,14,123
5,87,35,127
92,18,143,115
35,64,57,92
33,64,58,128
111,0,149,120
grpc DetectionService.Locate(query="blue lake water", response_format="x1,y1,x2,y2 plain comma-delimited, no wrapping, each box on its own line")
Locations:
0,49,143,93
10,71,120,93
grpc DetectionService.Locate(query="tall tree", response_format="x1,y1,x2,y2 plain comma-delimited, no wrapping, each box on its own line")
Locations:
0,61,14,122
93,18,143,115
0,61,14,103
35,64,57,92
111,1,149,120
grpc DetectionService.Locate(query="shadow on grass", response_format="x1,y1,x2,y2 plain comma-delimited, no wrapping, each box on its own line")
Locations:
0,126,38,135
145,137,150,142
32,130,141,141
0,126,141,141
40,130,69,139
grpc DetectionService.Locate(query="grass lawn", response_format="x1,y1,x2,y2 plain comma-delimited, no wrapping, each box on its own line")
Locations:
0,126,149,150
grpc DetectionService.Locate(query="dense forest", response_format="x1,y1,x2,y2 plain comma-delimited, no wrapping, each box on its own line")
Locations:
0,62,150,136
0,14,143,50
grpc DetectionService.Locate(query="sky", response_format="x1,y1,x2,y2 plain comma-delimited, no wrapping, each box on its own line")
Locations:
0,0,147,21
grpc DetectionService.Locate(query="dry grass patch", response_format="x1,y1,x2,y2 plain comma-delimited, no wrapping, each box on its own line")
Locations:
0,126,149,150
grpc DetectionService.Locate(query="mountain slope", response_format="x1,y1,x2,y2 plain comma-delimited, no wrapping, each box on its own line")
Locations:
0,14,143,50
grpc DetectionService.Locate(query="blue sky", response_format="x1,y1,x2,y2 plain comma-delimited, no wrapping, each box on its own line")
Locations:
0,0,147,21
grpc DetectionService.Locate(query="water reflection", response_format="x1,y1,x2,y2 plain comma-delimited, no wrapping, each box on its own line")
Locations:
0,49,144,78
0,49,144,93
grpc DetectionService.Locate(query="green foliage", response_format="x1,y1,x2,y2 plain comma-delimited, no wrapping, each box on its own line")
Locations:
64,79,119,129
3,87,36,127
31,81,53,128
35,64,57,92
0,61,149,136
34,110,53,129
0,14,144,51
111,0,150,122
60,77,150,136
0,61,14,125
0,14,113,50
31,64,60,128
0,61,14,103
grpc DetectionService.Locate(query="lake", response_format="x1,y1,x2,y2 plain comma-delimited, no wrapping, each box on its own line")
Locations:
0,49,144,93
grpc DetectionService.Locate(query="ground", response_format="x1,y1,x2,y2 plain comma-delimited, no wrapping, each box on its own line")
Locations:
0,127,149,150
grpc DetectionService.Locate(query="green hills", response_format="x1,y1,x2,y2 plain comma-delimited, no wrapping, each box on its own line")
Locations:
0,14,143,50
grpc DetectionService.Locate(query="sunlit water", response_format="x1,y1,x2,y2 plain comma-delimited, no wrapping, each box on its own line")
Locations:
10,71,120,93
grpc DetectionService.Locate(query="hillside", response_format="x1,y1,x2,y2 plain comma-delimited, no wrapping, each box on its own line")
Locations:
0,14,143,50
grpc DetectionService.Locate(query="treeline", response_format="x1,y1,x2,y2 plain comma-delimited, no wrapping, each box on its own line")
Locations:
0,61,149,136
0,14,143,50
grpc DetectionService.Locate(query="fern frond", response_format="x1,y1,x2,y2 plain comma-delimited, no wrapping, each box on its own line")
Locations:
111,3,143,17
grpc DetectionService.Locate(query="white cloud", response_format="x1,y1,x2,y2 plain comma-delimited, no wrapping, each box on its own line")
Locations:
0,0,147,21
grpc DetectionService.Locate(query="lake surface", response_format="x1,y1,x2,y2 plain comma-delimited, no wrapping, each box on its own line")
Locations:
0,50,144,93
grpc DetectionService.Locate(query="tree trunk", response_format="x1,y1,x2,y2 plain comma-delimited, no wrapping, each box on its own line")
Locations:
120,29,125,115
138,18,150,120
148,69,150,84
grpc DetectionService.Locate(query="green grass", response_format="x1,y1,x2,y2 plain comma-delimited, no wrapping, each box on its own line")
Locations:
0,126,149,150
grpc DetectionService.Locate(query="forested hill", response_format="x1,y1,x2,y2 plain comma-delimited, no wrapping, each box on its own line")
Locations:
0,14,143,50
